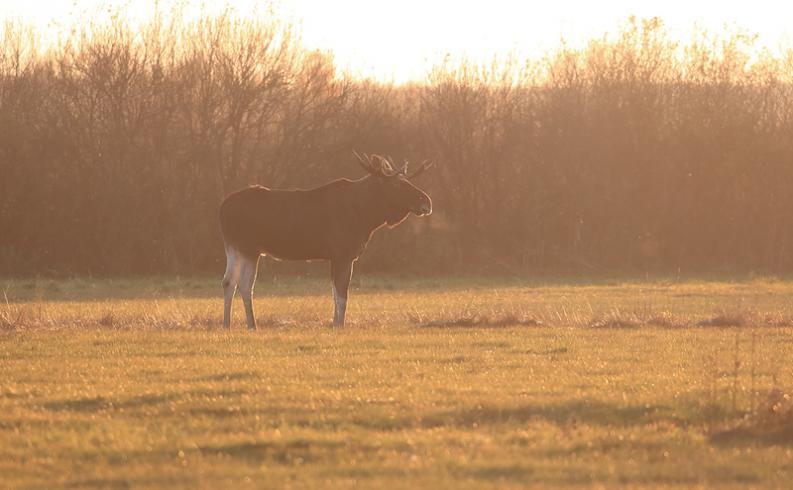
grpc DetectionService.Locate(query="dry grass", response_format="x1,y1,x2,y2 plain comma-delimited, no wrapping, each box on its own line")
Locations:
712,389,793,445
6,276,793,331
2,277,793,488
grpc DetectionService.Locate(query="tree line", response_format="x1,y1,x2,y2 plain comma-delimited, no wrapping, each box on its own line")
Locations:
2,15,793,277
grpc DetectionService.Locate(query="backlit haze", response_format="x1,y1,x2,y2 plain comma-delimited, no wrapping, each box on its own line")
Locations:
2,0,792,83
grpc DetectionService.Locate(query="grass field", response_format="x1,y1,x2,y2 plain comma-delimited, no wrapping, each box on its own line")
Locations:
2,276,793,488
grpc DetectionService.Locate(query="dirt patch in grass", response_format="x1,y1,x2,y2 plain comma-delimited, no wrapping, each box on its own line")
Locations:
696,310,755,327
416,314,542,328
587,315,642,329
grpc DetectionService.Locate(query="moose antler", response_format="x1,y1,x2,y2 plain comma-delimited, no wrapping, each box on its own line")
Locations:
407,159,433,179
354,150,431,179
353,150,374,173
353,150,398,177
353,151,390,175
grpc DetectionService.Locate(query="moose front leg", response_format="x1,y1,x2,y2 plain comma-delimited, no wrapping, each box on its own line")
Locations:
330,259,354,327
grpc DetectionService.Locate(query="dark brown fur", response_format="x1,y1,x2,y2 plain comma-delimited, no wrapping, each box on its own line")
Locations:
219,170,432,328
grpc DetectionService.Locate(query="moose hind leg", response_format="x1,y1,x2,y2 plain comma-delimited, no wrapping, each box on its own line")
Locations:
222,246,241,329
239,255,260,330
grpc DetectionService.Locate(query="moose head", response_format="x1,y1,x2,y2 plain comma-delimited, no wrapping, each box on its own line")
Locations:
353,151,433,226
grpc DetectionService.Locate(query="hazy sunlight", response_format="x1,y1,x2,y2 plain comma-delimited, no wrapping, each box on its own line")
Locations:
6,1,793,488
2,0,792,82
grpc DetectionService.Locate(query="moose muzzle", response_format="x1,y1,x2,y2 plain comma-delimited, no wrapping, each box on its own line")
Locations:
414,196,433,216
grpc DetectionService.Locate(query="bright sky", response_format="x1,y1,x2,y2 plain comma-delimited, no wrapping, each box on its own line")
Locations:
2,0,792,82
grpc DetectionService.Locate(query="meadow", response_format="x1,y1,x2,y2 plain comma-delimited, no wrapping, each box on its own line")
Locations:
1,276,792,488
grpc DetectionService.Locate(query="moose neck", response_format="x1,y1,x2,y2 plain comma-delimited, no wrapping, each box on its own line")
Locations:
352,177,406,235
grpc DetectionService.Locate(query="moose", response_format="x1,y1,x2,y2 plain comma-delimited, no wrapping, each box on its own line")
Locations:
219,152,433,329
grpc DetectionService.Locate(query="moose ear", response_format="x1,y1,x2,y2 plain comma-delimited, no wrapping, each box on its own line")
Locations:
377,154,405,178
379,157,392,176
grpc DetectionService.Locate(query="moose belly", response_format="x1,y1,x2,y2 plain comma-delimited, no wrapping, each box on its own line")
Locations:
256,228,330,261
264,246,329,261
